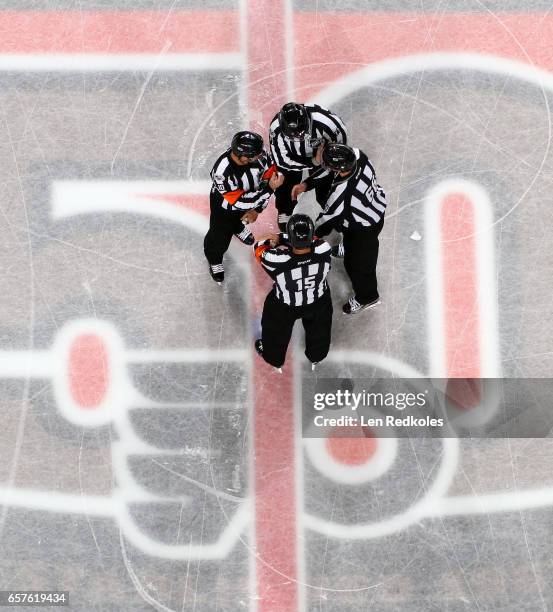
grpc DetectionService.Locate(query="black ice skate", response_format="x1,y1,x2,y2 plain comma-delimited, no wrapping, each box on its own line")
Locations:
342,296,380,315
254,339,282,373
209,263,225,285
254,338,264,357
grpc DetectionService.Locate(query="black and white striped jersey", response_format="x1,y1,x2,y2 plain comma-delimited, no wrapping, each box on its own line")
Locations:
254,238,332,307
269,104,347,172
312,148,386,236
210,148,275,212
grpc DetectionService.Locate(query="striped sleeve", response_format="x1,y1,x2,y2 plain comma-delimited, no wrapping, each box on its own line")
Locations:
231,185,272,211
269,124,305,170
313,240,332,256
254,238,272,261
254,241,292,279
314,182,348,236
315,206,345,237
211,156,237,194
310,106,348,144
303,166,331,191
349,157,387,224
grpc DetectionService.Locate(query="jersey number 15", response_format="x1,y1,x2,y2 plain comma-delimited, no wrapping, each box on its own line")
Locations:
296,275,316,291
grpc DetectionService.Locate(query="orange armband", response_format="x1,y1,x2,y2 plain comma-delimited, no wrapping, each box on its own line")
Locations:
254,244,270,262
223,189,246,205
261,164,277,180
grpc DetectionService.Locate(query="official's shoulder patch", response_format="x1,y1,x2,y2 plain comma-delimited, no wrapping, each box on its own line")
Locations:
214,174,227,192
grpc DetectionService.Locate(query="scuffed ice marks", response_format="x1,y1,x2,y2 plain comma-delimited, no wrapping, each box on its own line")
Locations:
187,72,246,180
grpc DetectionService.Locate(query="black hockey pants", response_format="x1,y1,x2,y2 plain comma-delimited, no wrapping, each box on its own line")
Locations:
204,193,247,265
260,289,333,368
343,216,384,304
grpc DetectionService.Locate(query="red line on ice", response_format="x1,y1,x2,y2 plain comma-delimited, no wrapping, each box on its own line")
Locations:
0,11,238,54
247,2,300,611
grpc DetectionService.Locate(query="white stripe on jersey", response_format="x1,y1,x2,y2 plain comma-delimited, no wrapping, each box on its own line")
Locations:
310,110,346,141
362,165,375,181
263,251,291,264
318,262,330,297
305,264,319,304
352,195,380,222
276,272,291,304
314,242,331,255
213,156,230,176
323,182,347,213
317,201,344,231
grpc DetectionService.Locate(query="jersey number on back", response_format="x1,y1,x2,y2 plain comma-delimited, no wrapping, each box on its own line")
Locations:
296,275,316,291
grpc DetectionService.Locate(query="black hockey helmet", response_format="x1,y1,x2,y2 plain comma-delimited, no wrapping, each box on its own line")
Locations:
278,102,310,140
321,143,357,173
231,131,264,158
287,214,314,249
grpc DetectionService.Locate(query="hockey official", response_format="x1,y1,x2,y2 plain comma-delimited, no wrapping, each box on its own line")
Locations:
253,214,333,371
204,131,284,284
269,102,347,231
292,143,386,314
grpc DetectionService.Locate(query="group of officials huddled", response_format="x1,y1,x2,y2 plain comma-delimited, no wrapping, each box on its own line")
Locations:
204,103,386,372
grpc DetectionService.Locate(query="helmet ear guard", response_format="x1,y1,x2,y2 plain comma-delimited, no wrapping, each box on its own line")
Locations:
231,131,264,158
286,214,315,249
278,102,311,140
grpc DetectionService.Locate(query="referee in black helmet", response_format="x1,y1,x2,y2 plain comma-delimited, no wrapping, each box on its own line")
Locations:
253,214,333,372
204,131,284,284
293,143,386,314
269,102,347,231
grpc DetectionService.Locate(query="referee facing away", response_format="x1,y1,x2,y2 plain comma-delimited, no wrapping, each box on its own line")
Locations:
293,143,386,314
253,214,333,372
204,131,284,284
